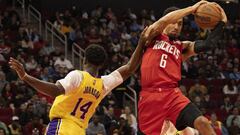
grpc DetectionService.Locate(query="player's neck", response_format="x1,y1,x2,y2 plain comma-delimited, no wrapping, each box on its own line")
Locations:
84,64,99,77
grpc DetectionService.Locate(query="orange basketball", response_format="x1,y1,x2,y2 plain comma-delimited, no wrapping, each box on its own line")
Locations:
194,2,222,29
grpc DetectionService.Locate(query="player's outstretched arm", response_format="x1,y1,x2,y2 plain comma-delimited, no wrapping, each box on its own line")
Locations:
9,57,64,97
182,4,227,61
145,1,207,44
116,27,148,81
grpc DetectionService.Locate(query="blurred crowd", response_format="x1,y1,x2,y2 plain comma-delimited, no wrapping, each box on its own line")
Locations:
0,3,239,135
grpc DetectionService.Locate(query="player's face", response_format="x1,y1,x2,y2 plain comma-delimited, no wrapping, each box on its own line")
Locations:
165,18,183,38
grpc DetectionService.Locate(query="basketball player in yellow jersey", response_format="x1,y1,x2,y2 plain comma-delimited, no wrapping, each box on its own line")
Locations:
9,27,149,135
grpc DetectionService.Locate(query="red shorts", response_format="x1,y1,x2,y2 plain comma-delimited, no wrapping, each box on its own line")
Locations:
138,87,190,135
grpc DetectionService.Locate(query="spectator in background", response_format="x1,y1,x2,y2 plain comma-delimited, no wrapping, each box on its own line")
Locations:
0,121,9,135
54,54,73,70
31,96,48,119
23,116,43,135
102,92,117,108
28,28,40,42
41,104,50,125
226,107,240,130
60,20,72,35
202,94,213,109
229,68,240,80
0,39,11,57
121,29,131,40
86,115,106,135
8,116,22,135
216,66,227,79
228,116,240,135
118,118,133,135
40,67,50,81
39,56,51,68
19,103,34,126
193,96,204,109
39,42,55,56
109,54,121,71
221,96,234,113
53,12,63,30
20,36,33,51
1,83,14,102
184,60,198,79
189,81,208,101
0,54,6,64
103,107,117,135
86,28,102,45
25,56,38,72
223,80,238,95
0,95,6,108
0,71,7,93
120,106,137,134
0,128,6,135
111,38,121,53
234,95,240,109
210,113,229,135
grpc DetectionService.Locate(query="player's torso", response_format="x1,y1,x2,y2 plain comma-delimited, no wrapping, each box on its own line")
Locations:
141,34,182,88
49,71,104,129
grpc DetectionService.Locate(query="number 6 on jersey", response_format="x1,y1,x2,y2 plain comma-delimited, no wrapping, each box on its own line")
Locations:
160,54,168,68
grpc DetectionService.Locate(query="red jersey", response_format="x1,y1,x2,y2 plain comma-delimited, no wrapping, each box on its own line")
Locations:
141,34,182,89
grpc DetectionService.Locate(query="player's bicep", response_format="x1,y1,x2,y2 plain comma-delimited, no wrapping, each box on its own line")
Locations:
182,41,196,61
57,70,83,94
102,70,123,97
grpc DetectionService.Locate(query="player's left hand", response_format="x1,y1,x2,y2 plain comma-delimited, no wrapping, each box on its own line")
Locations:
191,0,208,14
9,57,27,80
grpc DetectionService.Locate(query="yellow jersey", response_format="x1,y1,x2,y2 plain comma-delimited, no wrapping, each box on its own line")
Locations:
49,71,105,129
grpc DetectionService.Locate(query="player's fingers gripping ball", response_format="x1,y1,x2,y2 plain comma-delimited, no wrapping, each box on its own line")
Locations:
194,2,222,29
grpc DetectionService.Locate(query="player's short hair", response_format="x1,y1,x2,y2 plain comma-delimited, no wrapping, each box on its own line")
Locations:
163,6,180,16
85,44,107,66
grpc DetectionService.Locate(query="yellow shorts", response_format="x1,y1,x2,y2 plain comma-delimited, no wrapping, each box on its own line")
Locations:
45,118,85,135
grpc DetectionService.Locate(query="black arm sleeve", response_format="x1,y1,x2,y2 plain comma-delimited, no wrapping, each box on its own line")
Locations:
194,21,225,53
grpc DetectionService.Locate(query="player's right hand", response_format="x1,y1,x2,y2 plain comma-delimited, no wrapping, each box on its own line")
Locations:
9,57,27,80
212,2,228,23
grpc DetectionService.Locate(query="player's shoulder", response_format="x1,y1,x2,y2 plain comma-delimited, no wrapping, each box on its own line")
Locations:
154,33,165,41
69,70,82,75
66,70,83,79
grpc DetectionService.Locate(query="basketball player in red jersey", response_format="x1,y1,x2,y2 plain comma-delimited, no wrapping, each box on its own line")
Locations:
138,1,227,135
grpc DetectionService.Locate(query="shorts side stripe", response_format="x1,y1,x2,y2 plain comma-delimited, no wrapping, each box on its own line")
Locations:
55,119,62,135
46,119,60,135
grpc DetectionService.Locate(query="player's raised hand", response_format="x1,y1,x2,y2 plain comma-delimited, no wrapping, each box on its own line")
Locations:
191,0,208,13
212,2,227,23
9,57,27,80
139,26,149,46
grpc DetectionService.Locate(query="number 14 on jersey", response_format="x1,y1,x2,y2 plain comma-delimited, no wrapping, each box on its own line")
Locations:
71,98,92,119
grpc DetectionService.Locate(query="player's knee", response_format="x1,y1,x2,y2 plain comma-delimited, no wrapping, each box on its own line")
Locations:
194,116,209,129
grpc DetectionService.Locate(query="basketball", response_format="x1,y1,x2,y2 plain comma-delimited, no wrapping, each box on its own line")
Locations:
194,2,222,29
